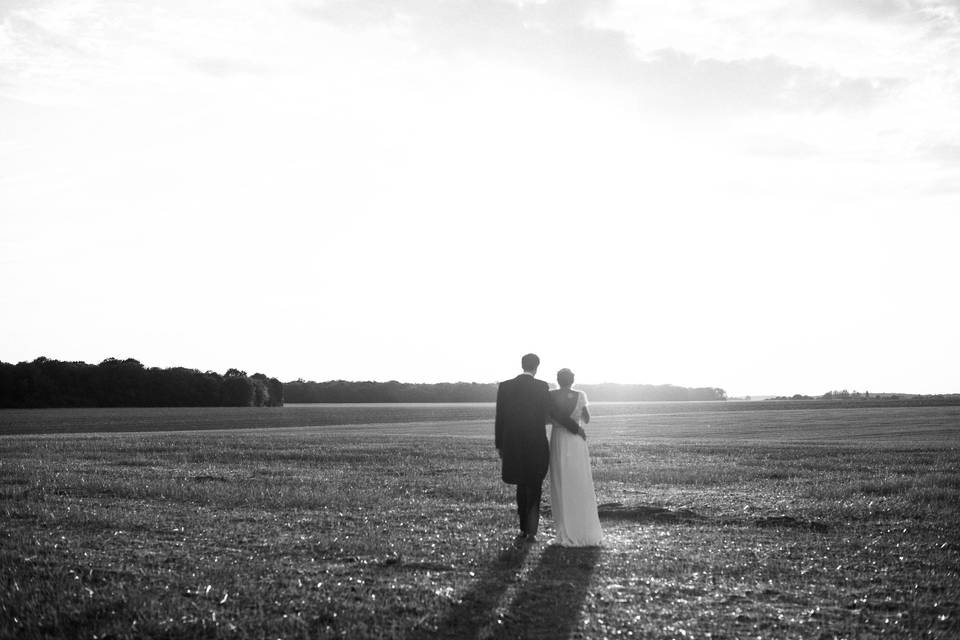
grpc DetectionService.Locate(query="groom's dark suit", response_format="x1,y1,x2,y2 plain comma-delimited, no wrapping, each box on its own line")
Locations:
495,373,579,538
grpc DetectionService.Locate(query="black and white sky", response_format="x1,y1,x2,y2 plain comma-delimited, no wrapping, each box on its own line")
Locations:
2,0,959,395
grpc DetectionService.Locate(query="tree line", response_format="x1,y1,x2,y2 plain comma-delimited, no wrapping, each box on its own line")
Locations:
0,357,726,407
0,357,283,408
577,383,726,402
283,380,727,403
771,390,960,403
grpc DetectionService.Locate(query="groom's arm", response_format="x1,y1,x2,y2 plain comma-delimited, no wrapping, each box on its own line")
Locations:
550,406,581,434
543,387,580,434
494,383,504,454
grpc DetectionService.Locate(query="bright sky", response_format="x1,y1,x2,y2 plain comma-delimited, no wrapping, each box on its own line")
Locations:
2,0,959,396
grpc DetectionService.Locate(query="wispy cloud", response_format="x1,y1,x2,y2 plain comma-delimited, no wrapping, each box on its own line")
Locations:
632,50,903,114
810,0,960,22
808,0,914,20
296,0,904,114
922,141,960,166
743,134,823,159
191,57,265,78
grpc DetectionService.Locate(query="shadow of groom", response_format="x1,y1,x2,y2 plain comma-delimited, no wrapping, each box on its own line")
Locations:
493,545,600,639
411,542,600,640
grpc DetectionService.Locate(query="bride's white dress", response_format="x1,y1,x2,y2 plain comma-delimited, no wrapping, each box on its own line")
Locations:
549,389,602,547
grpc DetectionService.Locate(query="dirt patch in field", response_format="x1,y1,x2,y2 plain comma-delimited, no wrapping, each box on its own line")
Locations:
595,502,832,532
597,502,705,523
751,514,830,532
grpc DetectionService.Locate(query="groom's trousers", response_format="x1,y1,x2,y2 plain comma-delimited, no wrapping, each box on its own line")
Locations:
516,482,542,537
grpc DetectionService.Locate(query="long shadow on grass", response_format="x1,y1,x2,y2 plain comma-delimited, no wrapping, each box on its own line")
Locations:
410,543,530,639
412,543,599,640
493,545,600,640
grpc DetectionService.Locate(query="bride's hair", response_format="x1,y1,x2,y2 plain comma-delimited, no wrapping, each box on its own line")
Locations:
557,368,575,388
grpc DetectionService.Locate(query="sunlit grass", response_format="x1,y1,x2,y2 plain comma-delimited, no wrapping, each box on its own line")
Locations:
2,406,959,638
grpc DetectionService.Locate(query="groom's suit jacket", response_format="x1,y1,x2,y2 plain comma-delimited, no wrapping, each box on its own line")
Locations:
495,375,579,485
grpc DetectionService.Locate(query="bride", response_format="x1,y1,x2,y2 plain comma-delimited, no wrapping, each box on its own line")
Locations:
548,368,602,547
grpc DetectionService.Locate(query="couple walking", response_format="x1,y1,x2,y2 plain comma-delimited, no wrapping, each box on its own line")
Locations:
495,353,602,547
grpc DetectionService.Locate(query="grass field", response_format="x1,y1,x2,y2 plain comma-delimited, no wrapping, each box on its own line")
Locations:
2,402,959,638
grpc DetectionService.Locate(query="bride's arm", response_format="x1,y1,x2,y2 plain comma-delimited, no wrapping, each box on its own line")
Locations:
581,405,590,425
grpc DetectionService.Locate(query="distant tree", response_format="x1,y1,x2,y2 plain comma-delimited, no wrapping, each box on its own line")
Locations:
266,377,284,406
97,358,146,406
249,373,282,407
0,358,282,408
0,361,14,406
220,375,255,406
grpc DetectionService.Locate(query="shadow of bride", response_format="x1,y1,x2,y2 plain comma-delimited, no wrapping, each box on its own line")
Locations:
492,545,601,640
407,542,531,640
411,541,600,639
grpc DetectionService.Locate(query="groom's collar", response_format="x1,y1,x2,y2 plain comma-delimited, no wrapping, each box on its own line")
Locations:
520,371,535,377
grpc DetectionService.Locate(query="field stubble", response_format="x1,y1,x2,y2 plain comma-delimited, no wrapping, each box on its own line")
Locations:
1,402,959,639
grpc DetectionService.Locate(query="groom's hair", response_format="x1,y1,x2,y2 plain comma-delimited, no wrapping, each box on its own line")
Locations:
521,353,540,372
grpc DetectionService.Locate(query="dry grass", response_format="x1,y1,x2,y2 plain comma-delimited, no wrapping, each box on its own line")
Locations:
1,403,959,638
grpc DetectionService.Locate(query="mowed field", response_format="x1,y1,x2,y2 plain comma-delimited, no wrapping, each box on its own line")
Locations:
2,402,959,639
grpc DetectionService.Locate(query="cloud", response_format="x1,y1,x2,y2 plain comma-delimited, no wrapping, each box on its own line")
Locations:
191,57,265,78
633,49,903,114
922,141,960,165
295,0,904,115
743,134,823,159
808,0,911,19
810,0,960,20
806,0,960,42
0,0,35,21
921,173,960,195
296,0,397,26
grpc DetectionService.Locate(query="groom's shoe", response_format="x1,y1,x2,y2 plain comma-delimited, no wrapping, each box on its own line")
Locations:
513,533,528,548
523,534,538,545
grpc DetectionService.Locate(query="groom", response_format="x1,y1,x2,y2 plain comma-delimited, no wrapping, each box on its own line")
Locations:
495,353,580,544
